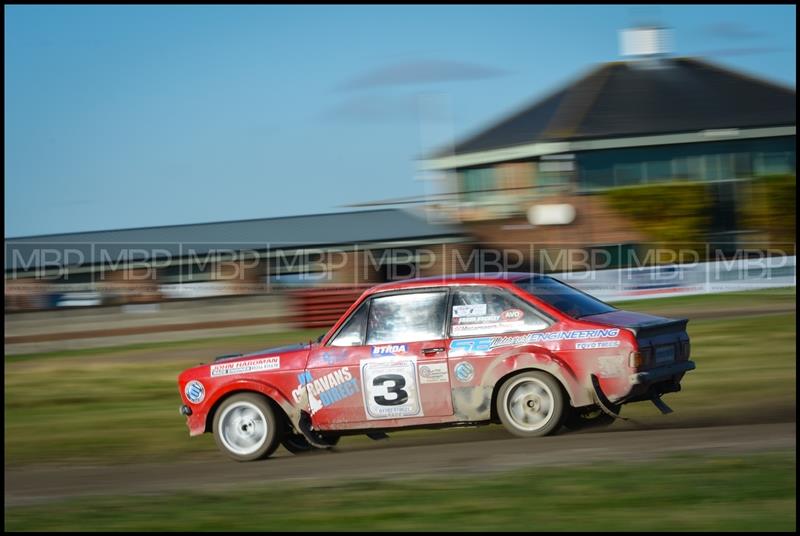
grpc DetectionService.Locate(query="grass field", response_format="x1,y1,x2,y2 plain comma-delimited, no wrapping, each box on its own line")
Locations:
4,451,796,531
4,288,796,466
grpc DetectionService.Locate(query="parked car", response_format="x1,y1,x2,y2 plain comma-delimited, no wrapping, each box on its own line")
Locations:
177,273,695,461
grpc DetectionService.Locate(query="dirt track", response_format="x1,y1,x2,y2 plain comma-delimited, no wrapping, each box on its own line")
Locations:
5,421,795,508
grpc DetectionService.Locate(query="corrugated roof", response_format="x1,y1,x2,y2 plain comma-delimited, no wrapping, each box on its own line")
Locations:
448,57,796,157
5,209,466,272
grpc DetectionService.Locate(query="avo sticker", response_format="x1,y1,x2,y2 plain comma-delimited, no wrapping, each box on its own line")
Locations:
501,309,524,321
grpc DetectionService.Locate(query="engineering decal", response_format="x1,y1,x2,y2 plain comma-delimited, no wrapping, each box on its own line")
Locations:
449,329,621,355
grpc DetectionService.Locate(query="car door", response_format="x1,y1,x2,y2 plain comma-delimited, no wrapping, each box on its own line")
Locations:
446,286,553,418
306,289,454,430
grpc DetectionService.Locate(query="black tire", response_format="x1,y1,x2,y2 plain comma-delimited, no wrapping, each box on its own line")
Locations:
496,371,565,438
281,433,315,454
281,433,341,454
562,405,619,431
213,393,282,462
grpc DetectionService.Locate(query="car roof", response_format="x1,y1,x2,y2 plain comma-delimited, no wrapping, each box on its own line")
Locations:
363,272,542,296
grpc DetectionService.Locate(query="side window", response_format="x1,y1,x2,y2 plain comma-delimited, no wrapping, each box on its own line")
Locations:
366,292,447,345
329,301,368,347
450,288,549,337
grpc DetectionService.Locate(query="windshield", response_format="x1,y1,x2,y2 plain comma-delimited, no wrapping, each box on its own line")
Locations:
515,275,616,319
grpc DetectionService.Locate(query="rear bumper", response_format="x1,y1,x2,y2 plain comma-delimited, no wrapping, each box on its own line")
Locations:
630,360,696,385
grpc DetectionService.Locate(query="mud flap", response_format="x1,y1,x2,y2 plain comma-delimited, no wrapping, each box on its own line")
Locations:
590,374,625,420
297,412,338,448
650,395,674,415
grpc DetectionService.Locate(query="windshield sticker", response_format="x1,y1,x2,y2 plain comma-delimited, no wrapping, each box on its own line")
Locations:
210,356,280,377
500,309,524,321
453,304,487,318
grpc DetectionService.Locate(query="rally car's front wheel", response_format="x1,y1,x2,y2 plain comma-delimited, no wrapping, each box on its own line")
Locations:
213,393,282,462
496,371,565,437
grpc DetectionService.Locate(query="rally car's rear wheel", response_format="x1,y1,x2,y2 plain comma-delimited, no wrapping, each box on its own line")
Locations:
213,393,281,462
496,371,565,437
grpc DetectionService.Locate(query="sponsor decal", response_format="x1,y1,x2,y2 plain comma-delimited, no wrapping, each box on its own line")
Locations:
210,356,280,377
452,304,487,317
500,308,524,321
321,349,348,365
184,380,205,404
449,329,621,355
361,357,422,419
576,341,621,350
292,367,359,415
371,344,407,357
450,337,493,354
454,361,475,383
452,323,510,335
455,314,500,324
418,363,449,384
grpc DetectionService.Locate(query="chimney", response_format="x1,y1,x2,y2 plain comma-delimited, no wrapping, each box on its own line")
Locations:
619,26,673,67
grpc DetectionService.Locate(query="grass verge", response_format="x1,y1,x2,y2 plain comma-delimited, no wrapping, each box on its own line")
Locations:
4,451,796,531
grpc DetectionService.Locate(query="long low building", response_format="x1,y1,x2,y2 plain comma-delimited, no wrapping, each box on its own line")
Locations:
4,208,472,310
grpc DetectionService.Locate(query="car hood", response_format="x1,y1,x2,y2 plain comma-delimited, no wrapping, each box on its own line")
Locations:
214,342,313,363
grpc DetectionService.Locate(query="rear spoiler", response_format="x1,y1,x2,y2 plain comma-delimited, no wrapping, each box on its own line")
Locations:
628,318,689,337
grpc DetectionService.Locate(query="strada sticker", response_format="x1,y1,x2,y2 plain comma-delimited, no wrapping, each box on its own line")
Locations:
418,363,449,384
210,356,280,377
371,344,407,357
184,380,205,404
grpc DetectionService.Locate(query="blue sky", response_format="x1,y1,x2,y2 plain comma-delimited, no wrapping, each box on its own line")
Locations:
4,4,796,237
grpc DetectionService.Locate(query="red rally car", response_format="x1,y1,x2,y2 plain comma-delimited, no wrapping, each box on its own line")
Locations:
178,273,695,461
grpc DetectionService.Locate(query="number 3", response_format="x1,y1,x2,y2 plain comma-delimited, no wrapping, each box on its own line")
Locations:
372,374,409,406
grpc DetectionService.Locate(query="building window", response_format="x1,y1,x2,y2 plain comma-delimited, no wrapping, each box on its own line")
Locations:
460,167,496,202
613,162,643,186
754,151,794,175
644,160,672,183
538,155,575,192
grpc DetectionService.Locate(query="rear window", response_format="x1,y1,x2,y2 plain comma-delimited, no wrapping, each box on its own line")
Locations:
515,276,616,319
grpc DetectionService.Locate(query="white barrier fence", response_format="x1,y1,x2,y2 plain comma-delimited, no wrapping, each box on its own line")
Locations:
552,255,796,302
